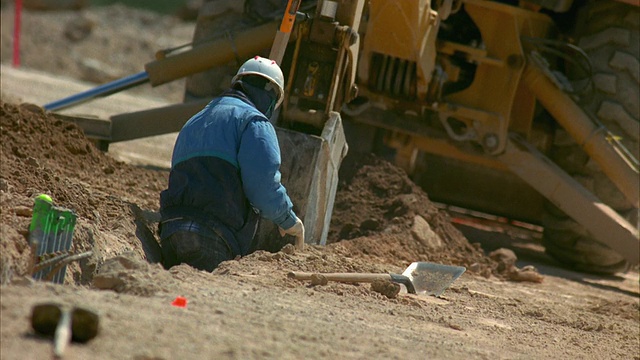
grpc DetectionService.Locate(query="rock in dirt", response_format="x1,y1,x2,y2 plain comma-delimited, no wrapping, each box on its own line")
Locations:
489,248,544,283
310,273,328,286
489,248,517,272
92,253,173,296
371,279,400,299
280,244,296,255
507,265,544,283
411,215,444,250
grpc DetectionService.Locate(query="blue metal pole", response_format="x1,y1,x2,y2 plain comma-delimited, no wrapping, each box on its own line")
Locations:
43,71,150,112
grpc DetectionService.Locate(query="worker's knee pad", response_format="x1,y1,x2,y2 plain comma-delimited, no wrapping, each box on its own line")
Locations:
194,235,233,271
171,233,201,260
162,231,232,272
160,231,201,270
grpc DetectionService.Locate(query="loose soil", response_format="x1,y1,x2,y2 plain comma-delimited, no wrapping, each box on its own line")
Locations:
1,3,638,360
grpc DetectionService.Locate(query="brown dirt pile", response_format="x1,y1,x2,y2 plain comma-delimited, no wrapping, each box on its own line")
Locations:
0,101,167,283
0,99,497,285
328,154,494,274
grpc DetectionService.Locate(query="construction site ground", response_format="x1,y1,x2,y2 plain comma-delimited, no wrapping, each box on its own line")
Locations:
1,3,638,360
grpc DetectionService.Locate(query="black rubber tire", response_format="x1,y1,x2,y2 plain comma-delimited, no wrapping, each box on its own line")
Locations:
542,0,639,274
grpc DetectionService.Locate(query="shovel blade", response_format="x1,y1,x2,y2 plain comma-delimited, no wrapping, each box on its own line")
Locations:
402,262,466,297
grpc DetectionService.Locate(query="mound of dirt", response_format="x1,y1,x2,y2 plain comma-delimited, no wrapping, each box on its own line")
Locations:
0,99,497,285
0,101,167,283
328,154,494,274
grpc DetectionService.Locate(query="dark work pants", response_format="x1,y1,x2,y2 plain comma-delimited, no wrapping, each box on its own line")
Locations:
160,231,233,272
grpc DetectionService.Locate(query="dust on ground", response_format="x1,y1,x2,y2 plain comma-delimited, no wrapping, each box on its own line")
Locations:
1,3,638,360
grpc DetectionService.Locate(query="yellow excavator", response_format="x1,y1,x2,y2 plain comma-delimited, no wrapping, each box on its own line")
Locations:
45,0,639,274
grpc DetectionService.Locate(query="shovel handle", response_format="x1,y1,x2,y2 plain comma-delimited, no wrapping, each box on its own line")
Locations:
295,226,305,252
288,271,392,283
53,309,72,358
288,272,416,293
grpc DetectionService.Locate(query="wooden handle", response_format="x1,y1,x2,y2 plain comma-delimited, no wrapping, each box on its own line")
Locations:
295,233,304,252
279,0,301,33
288,271,392,283
53,309,72,358
270,0,302,64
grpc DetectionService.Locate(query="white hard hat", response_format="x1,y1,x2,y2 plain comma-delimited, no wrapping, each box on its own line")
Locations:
232,56,285,107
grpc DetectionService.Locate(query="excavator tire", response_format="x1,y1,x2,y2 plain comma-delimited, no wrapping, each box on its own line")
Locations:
542,0,639,274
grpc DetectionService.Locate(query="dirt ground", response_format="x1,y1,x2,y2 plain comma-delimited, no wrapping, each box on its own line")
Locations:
1,3,638,360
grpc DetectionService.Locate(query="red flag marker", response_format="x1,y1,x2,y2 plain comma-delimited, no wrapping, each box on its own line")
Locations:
171,296,187,308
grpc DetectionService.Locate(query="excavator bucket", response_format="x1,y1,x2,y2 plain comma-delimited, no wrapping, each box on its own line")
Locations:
254,111,347,252
252,0,353,251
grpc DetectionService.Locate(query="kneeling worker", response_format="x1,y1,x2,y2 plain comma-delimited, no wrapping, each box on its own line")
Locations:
158,56,304,272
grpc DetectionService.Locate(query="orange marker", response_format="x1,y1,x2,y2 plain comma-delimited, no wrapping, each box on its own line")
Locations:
171,296,187,308
269,0,302,64
280,0,301,33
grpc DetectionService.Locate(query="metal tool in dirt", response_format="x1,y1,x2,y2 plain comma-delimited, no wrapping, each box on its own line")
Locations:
28,194,92,284
289,261,466,297
31,303,100,358
130,203,163,264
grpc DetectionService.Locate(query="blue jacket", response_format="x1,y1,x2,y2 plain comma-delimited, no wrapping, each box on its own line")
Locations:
159,89,298,255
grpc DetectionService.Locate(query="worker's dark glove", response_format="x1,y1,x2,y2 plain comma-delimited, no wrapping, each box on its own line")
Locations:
279,216,305,251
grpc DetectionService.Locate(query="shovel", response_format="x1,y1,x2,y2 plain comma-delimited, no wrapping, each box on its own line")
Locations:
288,261,466,297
